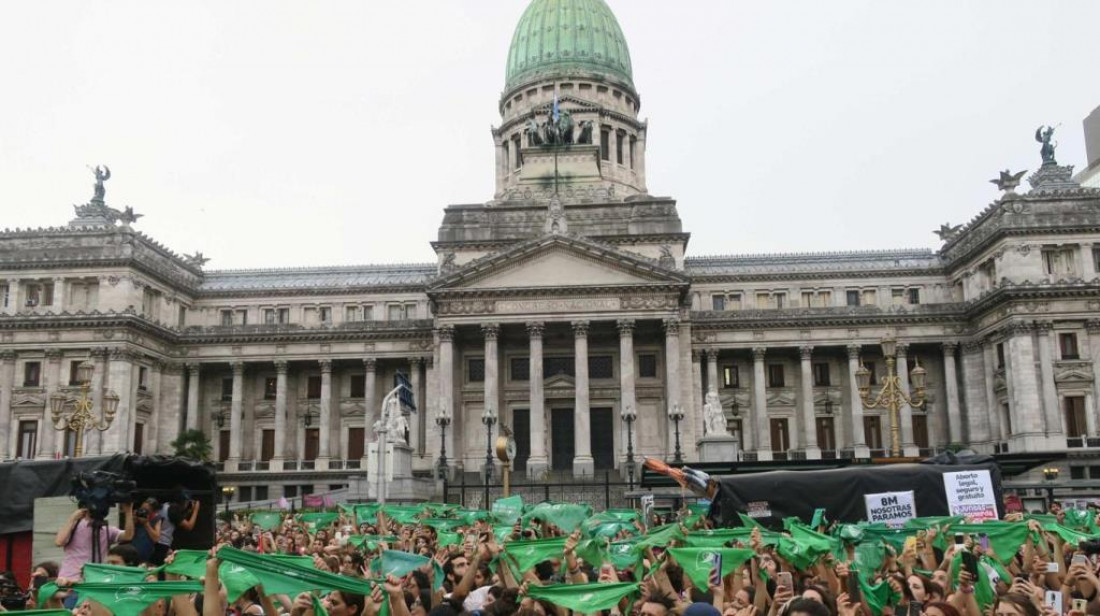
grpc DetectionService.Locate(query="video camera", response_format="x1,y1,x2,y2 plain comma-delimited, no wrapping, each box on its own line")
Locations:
0,577,29,611
70,470,137,520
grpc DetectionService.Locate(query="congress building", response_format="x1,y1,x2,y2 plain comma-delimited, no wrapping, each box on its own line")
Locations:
3,0,1100,503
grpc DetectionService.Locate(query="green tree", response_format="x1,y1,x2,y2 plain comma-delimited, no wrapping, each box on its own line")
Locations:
171,429,212,461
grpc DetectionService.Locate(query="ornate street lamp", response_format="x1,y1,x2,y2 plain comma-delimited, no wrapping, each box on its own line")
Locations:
301,407,319,427
1043,466,1061,510
621,404,637,489
823,399,834,415
210,403,228,429
856,337,926,457
49,360,119,458
482,405,497,510
221,485,236,516
668,404,685,464
436,402,452,480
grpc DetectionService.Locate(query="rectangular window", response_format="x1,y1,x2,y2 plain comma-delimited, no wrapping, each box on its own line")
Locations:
263,309,275,324
23,361,41,387
1042,246,1078,276
774,293,786,309
319,307,331,323
616,130,624,164
0,284,8,308
284,485,298,498
220,310,233,326
261,430,275,461
813,362,830,387
264,377,277,400
138,366,148,391
861,289,876,306
912,415,929,449
711,295,725,311
362,306,374,321
1071,466,1087,480
133,423,144,455
1066,396,1087,438
221,377,234,401
996,343,1005,369
303,429,319,461
629,135,637,169
756,292,770,308
846,290,860,306
307,376,322,400
236,309,248,325
512,134,522,169
544,356,575,378
511,357,530,381
908,288,921,305
42,282,54,306
588,356,614,379
864,416,883,450
979,259,997,286
767,364,785,388
770,418,790,452
722,365,739,388
638,354,657,378
816,417,836,451
468,358,485,383
69,360,84,386
178,305,187,327
349,374,366,398
600,127,611,161
254,486,268,502
728,293,742,310
277,308,290,324
348,427,365,460
817,291,832,307
801,291,814,307
388,304,405,321
345,306,359,322
1060,333,1080,360
864,361,877,386
892,289,905,305
17,420,37,458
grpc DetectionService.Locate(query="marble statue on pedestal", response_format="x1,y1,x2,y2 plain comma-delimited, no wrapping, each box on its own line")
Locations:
703,392,727,436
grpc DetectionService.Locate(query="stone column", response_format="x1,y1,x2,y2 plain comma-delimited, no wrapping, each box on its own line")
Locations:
752,347,772,460
1005,323,1046,448
318,359,332,467
273,360,288,469
482,323,500,429
706,349,719,394
409,357,423,453
363,358,378,437
89,348,108,454
1088,321,1100,436
107,349,135,454
664,318,682,457
437,325,457,468
895,344,918,455
156,362,184,454
1035,323,1065,436
982,341,1004,442
186,363,201,432
847,345,869,457
39,349,62,459
54,277,67,310
147,360,164,454
617,319,636,470
227,361,244,469
0,351,13,459
942,343,963,444
1082,242,1097,280
691,350,704,435
961,341,991,446
800,346,821,459
572,320,594,477
527,322,547,477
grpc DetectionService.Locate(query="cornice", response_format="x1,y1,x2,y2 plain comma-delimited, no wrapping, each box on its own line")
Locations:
196,283,429,299
690,304,968,331
942,223,1100,273
430,232,691,253
688,267,946,283
431,283,686,300
963,280,1100,316
179,320,434,345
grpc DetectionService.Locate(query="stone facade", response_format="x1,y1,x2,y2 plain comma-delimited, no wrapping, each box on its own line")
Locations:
3,0,1100,502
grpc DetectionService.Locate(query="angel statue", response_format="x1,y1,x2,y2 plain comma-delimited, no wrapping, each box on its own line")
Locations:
1035,125,1058,166
990,169,1027,193
703,392,727,436
89,165,111,202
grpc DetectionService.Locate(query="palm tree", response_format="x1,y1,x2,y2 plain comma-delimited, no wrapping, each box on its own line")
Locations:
171,429,212,461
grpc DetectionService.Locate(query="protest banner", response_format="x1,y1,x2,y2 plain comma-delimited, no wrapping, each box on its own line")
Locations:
943,470,998,521
863,491,916,527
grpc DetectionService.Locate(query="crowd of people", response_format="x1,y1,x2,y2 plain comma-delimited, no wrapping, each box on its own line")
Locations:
4,493,1100,616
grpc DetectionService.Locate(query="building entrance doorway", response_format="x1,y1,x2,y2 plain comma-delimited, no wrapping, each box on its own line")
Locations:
512,408,530,471
591,408,614,469
551,408,575,471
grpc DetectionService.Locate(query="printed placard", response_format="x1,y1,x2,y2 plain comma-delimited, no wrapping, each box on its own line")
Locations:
864,490,916,527
943,470,998,521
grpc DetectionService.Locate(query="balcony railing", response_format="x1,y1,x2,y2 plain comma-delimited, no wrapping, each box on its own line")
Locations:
346,459,362,470
237,461,254,471
1066,436,1100,449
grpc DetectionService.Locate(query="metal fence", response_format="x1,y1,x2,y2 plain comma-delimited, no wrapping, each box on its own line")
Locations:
443,470,639,510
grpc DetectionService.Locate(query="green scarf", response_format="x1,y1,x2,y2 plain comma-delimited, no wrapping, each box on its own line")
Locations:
666,547,754,589
522,503,592,532
220,555,315,602
503,537,567,572
492,495,525,524
82,563,154,584
949,522,1031,563
72,581,202,616
13,611,72,616
300,512,341,530
370,550,445,591
525,581,639,613
162,549,209,580
217,547,369,598
252,511,284,530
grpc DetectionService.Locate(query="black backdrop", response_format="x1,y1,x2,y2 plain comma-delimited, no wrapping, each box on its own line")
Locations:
708,460,1003,529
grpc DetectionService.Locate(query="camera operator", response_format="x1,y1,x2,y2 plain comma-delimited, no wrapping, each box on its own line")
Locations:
54,501,135,584
124,497,163,565
151,492,200,566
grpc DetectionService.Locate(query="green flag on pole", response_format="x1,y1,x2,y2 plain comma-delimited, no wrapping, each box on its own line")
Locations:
525,581,639,613
72,581,202,616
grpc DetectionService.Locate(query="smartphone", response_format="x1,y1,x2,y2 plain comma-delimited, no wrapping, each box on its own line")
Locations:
954,533,965,546
961,551,978,577
1073,599,1088,613
1044,590,1063,615
1045,562,1060,573
979,534,990,551
709,553,723,587
777,571,793,589
908,601,923,616
847,572,863,604
1072,554,1089,566
904,536,918,552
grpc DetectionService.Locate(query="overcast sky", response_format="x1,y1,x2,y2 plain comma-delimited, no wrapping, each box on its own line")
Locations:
1,1,1098,270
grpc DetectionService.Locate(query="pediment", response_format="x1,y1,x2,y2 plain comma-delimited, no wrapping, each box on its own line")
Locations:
544,373,576,389
431,234,687,292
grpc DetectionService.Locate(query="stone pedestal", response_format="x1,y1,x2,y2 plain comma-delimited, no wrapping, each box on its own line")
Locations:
356,442,435,501
367,441,411,482
573,456,594,478
526,460,549,480
697,435,739,463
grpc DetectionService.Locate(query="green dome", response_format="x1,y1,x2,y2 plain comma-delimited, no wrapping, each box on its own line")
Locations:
505,0,634,92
